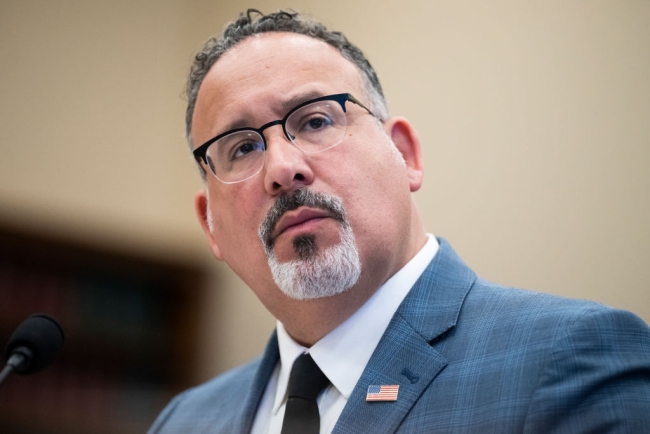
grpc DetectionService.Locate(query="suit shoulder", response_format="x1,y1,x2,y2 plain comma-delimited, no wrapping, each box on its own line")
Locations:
466,278,643,326
424,278,650,431
189,357,263,397
453,278,650,364
148,358,263,433
175,357,262,406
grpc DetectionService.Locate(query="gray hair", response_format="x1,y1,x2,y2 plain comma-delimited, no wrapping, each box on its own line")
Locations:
185,9,389,149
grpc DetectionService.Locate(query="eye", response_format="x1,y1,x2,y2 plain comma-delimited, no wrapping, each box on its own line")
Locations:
298,113,332,133
231,140,264,160
306,116,331,131
286,101,344,142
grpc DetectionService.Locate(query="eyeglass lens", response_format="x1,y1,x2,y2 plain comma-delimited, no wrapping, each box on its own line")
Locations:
205,99,348,183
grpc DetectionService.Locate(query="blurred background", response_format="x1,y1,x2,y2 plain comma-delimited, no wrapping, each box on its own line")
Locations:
0,0,648,432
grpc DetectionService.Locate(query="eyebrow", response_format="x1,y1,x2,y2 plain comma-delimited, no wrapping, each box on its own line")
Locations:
217,90,329,135
278,90,326,113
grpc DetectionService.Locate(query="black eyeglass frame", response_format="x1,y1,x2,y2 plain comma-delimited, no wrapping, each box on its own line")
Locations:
192,93,375,168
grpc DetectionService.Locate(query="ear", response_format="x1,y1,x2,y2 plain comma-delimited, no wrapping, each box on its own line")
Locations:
195,190,225,261
384,117,424,192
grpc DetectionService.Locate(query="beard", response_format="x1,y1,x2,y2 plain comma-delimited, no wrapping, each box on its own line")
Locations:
258,189,361,300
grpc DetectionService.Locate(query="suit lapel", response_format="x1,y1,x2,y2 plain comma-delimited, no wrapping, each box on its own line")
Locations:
235,329,280,434
333,239,476,433
332,315,447,434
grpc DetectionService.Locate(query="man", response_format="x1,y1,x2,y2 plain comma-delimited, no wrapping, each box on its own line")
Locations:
150,9,650,433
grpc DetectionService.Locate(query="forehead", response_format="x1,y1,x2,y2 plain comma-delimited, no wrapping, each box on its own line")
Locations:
192,32,366,144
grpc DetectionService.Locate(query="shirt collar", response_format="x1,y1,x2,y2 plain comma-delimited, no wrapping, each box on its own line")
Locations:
272,234,439,414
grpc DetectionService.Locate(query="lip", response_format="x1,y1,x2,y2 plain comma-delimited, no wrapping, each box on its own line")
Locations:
271,207,333,240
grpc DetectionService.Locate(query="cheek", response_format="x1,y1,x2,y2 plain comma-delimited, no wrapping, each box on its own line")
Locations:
210,186,266,254
212,200,274,287
337,147,410,231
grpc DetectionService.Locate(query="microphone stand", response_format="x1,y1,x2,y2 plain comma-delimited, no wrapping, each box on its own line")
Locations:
0,350,29,388
0,363,14,387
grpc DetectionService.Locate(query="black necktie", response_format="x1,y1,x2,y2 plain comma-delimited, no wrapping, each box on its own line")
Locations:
280,353,330,434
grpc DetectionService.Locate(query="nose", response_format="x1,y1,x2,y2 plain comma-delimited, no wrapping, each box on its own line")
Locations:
262,126,314,195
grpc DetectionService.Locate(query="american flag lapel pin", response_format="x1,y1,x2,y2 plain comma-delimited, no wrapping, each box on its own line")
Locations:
366,384,399,401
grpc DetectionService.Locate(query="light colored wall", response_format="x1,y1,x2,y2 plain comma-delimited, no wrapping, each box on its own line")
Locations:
1,1,648,382
0,0,205,260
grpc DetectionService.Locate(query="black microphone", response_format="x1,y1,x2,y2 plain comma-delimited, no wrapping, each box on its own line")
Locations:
0,314,65,388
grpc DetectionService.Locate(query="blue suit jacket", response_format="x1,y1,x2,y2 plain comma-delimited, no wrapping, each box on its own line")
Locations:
149,239,650,433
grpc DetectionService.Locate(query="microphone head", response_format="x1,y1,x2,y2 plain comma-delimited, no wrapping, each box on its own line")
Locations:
4,314,65,375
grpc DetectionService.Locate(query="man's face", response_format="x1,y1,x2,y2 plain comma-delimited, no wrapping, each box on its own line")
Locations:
192,32,419,313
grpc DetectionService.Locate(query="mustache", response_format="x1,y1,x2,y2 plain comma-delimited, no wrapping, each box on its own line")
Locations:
258,189,347,252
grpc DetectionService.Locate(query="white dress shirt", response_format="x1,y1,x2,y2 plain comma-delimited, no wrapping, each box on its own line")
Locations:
251,234,439,434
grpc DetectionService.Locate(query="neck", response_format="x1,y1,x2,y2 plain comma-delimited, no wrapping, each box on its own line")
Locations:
275,281,382,347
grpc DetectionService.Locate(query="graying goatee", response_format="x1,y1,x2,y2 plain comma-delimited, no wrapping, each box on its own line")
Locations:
258,189,346,255
257,189,361,300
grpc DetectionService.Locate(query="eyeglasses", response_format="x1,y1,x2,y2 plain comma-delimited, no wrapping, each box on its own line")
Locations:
193,93,375,184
